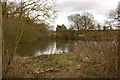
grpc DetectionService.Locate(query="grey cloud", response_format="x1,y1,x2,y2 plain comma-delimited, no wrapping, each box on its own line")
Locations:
57,1,116,17
57,2,102,11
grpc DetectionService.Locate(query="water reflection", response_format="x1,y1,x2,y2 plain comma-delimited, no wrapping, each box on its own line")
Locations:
16,40,118,57
16,40,75,57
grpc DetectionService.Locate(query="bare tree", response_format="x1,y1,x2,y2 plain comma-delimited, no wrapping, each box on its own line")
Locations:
80,12,95,30
103,20,115,30
7,0,58,24
68,13,81,32
68,12,95,31
2,0,58,65
109,7,119,29
68,12,96,37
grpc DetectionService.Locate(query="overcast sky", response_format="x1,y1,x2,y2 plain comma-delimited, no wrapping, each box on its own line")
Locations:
2,0,119,30
53,0,119,30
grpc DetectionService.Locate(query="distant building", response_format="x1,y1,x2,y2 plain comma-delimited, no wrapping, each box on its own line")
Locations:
56,24,67,31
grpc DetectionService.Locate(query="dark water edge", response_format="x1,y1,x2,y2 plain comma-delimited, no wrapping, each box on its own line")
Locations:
16,39,75,57
16,38,119,57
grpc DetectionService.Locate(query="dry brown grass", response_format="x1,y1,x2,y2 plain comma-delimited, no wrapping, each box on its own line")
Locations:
2,56,34,78
74,30,119,77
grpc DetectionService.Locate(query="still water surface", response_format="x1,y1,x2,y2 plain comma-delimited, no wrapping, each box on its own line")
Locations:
16,40,76,57
16,40,116,57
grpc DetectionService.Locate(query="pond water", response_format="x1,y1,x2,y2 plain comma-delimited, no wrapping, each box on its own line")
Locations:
16,40,76,57
16,40,118,57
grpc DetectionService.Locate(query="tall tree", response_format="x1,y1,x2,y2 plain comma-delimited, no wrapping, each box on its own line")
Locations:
68,12,95,32
103,20,115,30
80,12,95,30
2,0,58,65
68,13,81,32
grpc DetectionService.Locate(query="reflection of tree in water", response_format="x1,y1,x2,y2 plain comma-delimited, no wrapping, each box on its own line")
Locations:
56,40,74,53
17,39,75,56
16,40,53,56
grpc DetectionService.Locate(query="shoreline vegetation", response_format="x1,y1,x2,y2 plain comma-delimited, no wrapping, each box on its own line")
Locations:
3,48,119,78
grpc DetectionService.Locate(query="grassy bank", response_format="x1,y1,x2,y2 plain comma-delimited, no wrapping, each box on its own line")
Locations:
3,47,119,78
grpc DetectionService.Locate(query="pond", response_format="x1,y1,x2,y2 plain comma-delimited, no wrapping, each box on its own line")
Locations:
16,40,118,57
16,40,76,57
